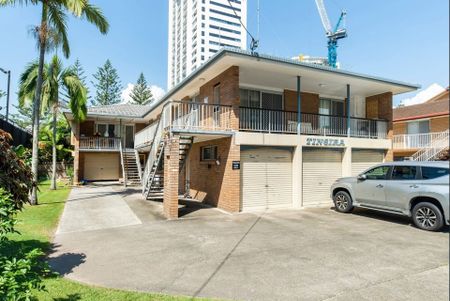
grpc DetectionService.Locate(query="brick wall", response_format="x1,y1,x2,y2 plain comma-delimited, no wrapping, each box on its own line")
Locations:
80,120,95,136
366,92,394,161
135,123,148,133
284,90,320,113
198,66,240,130
431,115,449,132
163,135,180,219
393,121,407,135
188,137,240,212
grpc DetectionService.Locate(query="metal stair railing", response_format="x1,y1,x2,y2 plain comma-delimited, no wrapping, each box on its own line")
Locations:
411,130,449,161
142,117,164,196
119,140,127,187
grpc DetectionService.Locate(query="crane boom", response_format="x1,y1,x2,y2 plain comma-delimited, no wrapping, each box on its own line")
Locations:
315,0,332,35
314,0,347,68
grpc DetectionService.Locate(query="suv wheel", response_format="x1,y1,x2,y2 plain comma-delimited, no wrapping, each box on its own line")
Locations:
334,191,354,213
412,202,444,231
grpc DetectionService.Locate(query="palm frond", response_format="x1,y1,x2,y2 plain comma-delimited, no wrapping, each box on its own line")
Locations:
0,0,38,7
47,3,70,57
80,2,109,34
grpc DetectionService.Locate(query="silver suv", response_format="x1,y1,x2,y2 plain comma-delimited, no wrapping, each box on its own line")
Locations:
331,162,449,231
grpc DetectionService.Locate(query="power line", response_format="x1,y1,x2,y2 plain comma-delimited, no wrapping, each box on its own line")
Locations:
226,0,259,54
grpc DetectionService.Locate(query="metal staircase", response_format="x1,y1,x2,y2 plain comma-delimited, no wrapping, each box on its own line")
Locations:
410,130,449,161
140,110,195,200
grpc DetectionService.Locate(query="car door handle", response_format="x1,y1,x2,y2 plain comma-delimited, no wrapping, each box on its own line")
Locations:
376,184,384,188
409,185,419,188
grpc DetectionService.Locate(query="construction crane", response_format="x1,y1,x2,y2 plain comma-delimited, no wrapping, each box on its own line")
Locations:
314,0,347,68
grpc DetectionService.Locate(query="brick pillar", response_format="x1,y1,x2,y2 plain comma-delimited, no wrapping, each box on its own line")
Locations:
72,121,80,184
163,135,180,219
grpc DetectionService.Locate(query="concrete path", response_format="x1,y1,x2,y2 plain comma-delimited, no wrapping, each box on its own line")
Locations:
56,184,141,234
50,186,449,301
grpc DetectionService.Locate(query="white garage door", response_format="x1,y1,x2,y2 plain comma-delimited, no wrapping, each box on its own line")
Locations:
352,149,385,176
241,147,292,211
302,148,342,207
84,153,120,181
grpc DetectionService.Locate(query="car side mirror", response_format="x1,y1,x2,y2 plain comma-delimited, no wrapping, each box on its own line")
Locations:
357,174,367,181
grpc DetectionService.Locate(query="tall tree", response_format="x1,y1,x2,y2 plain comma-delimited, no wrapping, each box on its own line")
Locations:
130,72,153,105
19,55,87,190
0,0,108,204
73,58,90,102
91,59,122,106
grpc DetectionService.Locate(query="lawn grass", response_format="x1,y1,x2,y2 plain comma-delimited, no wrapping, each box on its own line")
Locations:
8,180,212,301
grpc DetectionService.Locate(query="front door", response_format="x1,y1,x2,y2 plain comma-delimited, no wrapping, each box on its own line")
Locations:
354,165,391,207
125,125,134,149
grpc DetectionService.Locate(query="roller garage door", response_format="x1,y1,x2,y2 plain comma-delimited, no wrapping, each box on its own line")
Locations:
302,148,342,207
241,147,292,211
352,149,385,176
84,153,120,181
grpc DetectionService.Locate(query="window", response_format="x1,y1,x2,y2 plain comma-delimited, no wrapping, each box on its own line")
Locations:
319,98,344,116
421,167,450,179
213,84,220,104
201,146,218,161
240,89,260,108
96,123,119,138
391,166,417,180
407,120,430,134
364,166,390,180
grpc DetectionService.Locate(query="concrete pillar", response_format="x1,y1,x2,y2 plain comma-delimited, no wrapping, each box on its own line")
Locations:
342,146,352,177
163,134,180,219
292,140,302,208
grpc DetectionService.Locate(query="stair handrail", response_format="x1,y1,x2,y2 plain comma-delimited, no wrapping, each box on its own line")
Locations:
411,130,449,161
134,150,142,181
141,102,174,195
119,139,127,187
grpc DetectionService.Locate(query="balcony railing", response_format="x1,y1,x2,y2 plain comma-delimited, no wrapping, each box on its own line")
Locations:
134,101,233,149
169,101,232,132
239,107,388,139
393,132,446,149
79,137,121,150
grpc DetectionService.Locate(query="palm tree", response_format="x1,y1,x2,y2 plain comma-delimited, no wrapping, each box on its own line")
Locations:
0,0,108,204
19,55,87,190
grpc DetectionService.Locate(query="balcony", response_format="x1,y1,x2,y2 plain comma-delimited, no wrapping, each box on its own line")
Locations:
239,107,388,139
393,132,446,150
79,137,121,151
134,101,233,149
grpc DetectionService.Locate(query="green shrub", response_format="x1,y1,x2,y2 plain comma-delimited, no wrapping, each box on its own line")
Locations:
0,130,35,209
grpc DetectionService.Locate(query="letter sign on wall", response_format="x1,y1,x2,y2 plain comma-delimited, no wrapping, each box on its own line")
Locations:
306,137,345,147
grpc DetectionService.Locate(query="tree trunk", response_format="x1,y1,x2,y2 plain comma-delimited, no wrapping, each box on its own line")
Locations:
30,4,48,205
50,105,57,190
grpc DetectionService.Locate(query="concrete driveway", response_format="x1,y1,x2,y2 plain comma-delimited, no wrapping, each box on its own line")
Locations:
50,185,449,301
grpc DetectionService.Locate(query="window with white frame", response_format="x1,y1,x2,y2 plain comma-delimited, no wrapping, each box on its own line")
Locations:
95,123,119,138
407,119,430,134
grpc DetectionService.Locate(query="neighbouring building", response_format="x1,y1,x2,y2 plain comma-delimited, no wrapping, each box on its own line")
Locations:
392,87,449,161
167,0,247,89
66,49,419,219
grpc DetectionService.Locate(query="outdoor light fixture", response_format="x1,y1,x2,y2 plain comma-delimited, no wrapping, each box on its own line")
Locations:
0,67,11,122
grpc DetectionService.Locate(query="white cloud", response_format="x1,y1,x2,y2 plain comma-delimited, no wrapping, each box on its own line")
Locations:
121,83,166,104
398,83,445,107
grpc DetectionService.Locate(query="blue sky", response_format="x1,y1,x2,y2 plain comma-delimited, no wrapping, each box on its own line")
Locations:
0,0,448,114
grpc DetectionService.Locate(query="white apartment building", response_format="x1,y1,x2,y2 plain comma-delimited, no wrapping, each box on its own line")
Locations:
167,0,247,89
